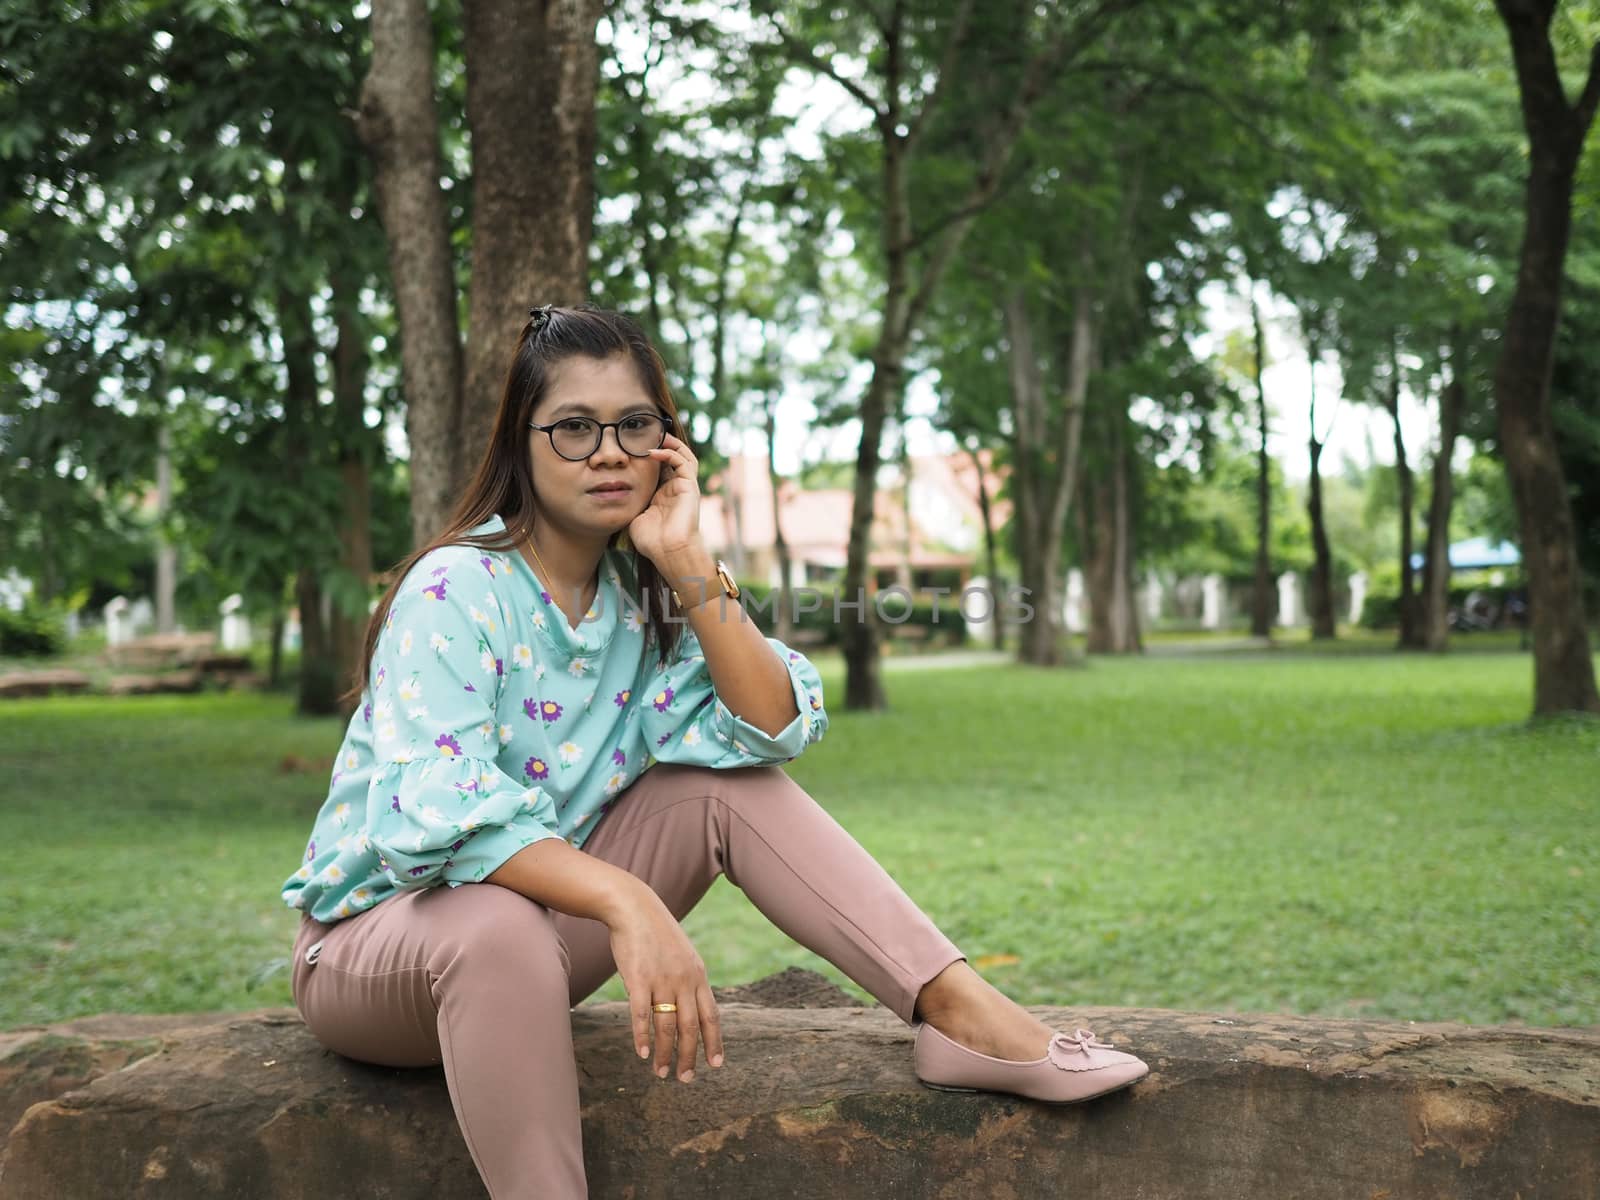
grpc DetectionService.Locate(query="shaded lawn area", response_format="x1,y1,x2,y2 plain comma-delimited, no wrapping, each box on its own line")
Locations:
2,649,1595,1032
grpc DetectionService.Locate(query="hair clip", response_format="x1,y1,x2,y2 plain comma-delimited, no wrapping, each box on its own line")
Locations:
529,304,554,334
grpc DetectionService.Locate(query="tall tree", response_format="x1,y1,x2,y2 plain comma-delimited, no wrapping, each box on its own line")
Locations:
0,0,392,715
1249,292,1274,638
1338,2,1524,652
356,0,463,549
357,0,604,544
760,0,1141,708
458,0,602,479
1490,0,1600,714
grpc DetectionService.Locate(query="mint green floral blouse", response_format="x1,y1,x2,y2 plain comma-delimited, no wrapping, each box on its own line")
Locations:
282,514,828,923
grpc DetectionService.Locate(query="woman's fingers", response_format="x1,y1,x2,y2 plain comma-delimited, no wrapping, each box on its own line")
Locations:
661,431,696,461
697,982,725,1069
651,446,694,478
651,1003,678,1079
674,1000,701,1082
629,991,652,1061
648,991,713,1082
654,435,697,475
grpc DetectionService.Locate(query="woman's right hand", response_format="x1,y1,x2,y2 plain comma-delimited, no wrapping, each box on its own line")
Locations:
607,884,724,1082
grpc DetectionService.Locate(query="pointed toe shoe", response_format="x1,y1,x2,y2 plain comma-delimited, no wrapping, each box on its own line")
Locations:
914,1023,1149,1104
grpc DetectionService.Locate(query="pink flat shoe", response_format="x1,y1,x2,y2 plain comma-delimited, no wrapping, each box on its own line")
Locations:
914,1023,1150,1104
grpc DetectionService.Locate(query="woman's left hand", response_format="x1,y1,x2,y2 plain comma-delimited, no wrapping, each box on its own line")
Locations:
628,432,702,565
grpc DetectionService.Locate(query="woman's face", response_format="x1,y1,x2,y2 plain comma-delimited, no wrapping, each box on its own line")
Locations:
527,353,668,540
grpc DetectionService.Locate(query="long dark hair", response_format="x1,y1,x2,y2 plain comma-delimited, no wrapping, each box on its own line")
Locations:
345,305,688,702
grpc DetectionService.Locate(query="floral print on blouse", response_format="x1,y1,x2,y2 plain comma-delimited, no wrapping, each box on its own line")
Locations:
282,514,827,923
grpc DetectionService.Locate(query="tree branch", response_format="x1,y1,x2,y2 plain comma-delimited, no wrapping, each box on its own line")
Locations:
902,0,976,153
766,19,888,128
1495,0,1577,147
904,156,1030,256
884,0,904,128
1576,39,1600,136
898,1,1144,338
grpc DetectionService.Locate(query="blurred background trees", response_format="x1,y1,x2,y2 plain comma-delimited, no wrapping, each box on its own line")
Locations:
2,0,1596,717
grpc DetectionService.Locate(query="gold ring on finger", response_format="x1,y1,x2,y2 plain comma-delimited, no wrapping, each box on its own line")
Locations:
652,1003,678,1014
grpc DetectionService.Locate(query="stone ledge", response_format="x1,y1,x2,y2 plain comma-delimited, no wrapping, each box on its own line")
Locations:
1,1001,1596,1199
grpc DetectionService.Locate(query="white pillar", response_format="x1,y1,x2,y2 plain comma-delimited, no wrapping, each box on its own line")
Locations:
962,575,995,641
104,596,131,647
1201,574,1224,630
220,594,252,652
155,422,177,633
1348,572,1368,626
1277,572,1300,627
1144,574,1163,623
1062,569,1086,634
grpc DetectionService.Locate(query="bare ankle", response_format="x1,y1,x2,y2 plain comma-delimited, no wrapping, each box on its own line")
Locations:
913,959,975,1023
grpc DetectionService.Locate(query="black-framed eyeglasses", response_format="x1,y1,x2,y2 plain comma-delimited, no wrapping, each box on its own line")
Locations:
528,413,670,461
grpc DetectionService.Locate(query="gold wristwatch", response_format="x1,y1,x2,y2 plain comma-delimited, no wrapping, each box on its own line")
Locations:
672,558,741,609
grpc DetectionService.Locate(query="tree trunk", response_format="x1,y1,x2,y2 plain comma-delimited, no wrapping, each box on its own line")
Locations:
268,602,285,690
1306,349,1337,640
1307,435,1336,639
842,354,895,710
458,0,603,485
804,1,1118,708
1008,290,1059,666
330,264,372,715
840,91,912,712
1421,346,1464,652
154,419,177,633
763,389,793,643
355,0,463,548
1250,294,1273,638
1084,408,1139,655
295,567,337,716
1007,278,1091,667
1490,0,1600,715
279,288,339,716
711,187,749,580
897,435,914,592
1389,352,1422,649
965,442,1005,652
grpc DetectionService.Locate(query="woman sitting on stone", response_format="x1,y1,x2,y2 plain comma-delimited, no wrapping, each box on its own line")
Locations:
282,304,1148,1199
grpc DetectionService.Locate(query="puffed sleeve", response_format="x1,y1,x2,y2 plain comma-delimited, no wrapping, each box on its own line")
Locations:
365,552,562,889
638,625,827,767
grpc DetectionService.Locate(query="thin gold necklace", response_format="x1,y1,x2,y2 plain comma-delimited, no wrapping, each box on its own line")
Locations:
525,534,555,594
526,533,594,611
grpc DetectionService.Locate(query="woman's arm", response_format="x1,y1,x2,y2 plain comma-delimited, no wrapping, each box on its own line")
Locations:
484,839,724,1083
657,538,800,738
626,431,801,740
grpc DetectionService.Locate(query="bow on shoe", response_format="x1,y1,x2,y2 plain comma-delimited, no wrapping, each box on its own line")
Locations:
1046,1028,1117,1068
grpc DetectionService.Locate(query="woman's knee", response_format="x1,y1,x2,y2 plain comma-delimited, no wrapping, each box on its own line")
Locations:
717,763,821,818
425,882,571,981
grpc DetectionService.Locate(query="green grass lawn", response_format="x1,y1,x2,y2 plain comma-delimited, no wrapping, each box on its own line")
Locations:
2,647,1595,1031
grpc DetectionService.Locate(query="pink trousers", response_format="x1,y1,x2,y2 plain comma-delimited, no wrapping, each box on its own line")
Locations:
290,762,965,1199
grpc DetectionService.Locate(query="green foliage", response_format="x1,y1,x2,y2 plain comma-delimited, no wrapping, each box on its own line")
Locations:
1552,271,1600,587
1,0,399,638
0,602,66,656
1453,453,1520,546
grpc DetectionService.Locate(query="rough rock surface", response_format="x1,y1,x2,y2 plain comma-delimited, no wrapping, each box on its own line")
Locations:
0,670,91,699
711,965,866,1009
1,985,1595,1199
103,670,204,696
